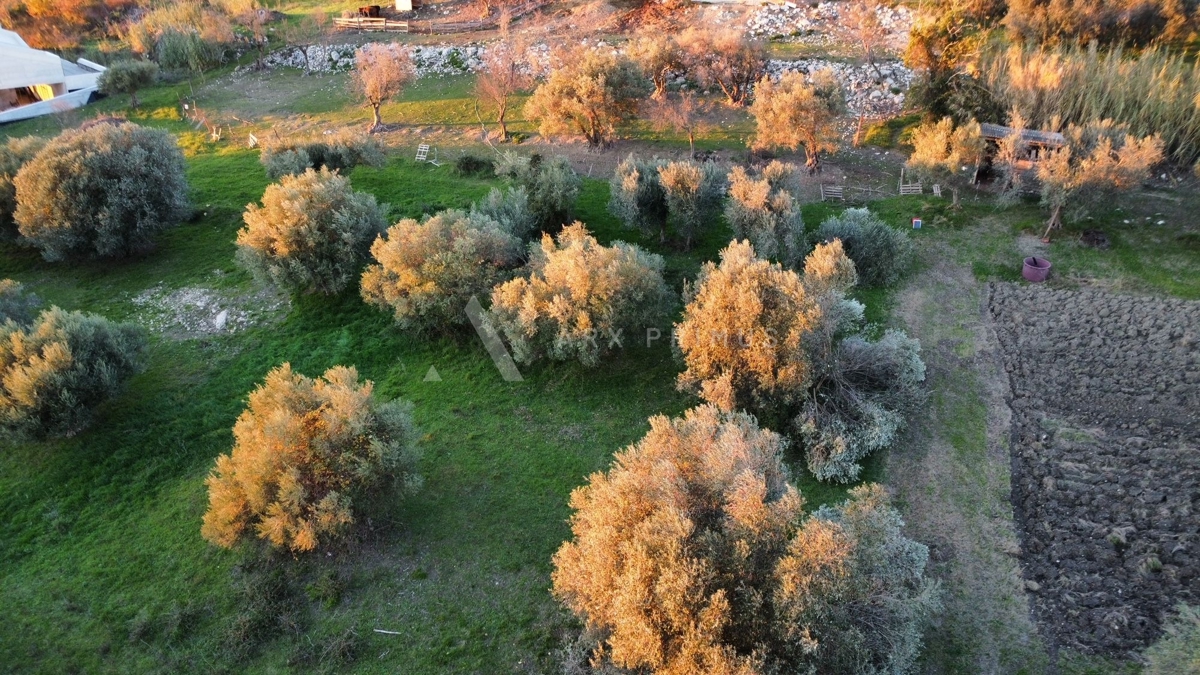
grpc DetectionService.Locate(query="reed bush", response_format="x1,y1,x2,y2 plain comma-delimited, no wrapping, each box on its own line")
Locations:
983,44,1200,163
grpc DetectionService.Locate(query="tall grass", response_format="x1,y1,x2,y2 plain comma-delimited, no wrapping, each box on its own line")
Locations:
983,44,1200,163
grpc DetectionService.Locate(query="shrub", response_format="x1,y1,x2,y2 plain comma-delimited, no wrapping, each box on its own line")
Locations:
453,154,493,178
0,307,146,438
0,279,41,325
658,159,726,250
552,404,938,674
360,210,521,331
524,48,650,148
1145,604,1200,675
236,168,387,295
677,239,923,482
0,136,47,239
494,152,581,233
125,2,234,73
489,224,671,367
795,328,925,482
675,239,822,416
725,161,804,267
471,186,537,242
97,59,159,108
260,134,385,180
608,155,668,242
201,364,421,552
14,123,189,261
811,208,914,287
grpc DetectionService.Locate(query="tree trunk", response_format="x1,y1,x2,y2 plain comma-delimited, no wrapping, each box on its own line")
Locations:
130,90,139,108
1041,204,1062,241
497,100,508,141
688,129,695,157
371,103,383,131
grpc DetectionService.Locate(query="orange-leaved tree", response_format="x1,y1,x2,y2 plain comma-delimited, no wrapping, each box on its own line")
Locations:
350,42,416,131
201,364,421,553
553,404,939,674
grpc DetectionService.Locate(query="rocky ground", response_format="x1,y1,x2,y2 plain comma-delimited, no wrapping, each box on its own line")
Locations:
747,0,912,50
132,283,289,340
988,283,1200,656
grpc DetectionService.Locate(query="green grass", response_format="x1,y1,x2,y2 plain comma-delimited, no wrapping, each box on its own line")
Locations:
0,146,884,673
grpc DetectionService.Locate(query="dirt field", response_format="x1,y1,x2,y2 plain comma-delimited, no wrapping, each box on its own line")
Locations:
989,283,1200,657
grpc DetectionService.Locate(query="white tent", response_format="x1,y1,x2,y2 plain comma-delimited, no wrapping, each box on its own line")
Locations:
0,28,106,124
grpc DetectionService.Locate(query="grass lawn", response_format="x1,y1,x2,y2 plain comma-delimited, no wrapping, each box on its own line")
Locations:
0,140,884,673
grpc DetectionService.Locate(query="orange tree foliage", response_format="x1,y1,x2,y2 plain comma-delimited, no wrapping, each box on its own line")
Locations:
0,135,46,239
488,223,671,367
360,209,521,331
675,239,827,416
524,48,650,149
349,43,416,130
201,364,421,553
676,239,922,483
0,306,145,438
236,168,387,295
552,404,938,674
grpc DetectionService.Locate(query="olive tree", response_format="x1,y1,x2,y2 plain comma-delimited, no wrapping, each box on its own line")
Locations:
553,404,938,674
676,239,925,482
608,155,668,242
360,210,521,331
236,168,387,295
628,30,683,100
0,136,46,239
524,48,650,148
905,117,986,205
488,224,671,366
493,152,581,232
349,43,415,131
97,59,159,108
749,70,845,175
725,161,805,267
201,364,421,552
1036,121,1162,240
810,208,914,288
475,28,531,141
0,307,146,438
259,132,385,180
678,27,766,106
658,159,726,250
13,123,189,261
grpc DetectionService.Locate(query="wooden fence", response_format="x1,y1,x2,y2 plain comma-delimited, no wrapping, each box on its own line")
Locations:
333,17,411,32
334,0,545,34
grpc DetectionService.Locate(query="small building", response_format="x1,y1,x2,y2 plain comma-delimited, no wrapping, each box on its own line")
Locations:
0,28,106,124
980,122,1065,162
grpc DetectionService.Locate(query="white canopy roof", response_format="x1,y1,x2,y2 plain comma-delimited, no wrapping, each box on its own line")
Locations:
0,32,68,91
0,28,28,47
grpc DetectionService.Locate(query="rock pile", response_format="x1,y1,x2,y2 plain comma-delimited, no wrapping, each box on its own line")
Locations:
989,283,1200,655
768,58,912,116
747,1,913,49
256,43,486,76
132,284,288,339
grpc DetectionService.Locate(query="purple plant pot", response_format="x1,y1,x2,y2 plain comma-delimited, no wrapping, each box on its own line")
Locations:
1023,256,1051,282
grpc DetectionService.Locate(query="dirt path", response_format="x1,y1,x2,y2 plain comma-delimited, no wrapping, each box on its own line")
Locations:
889,243,1050,673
